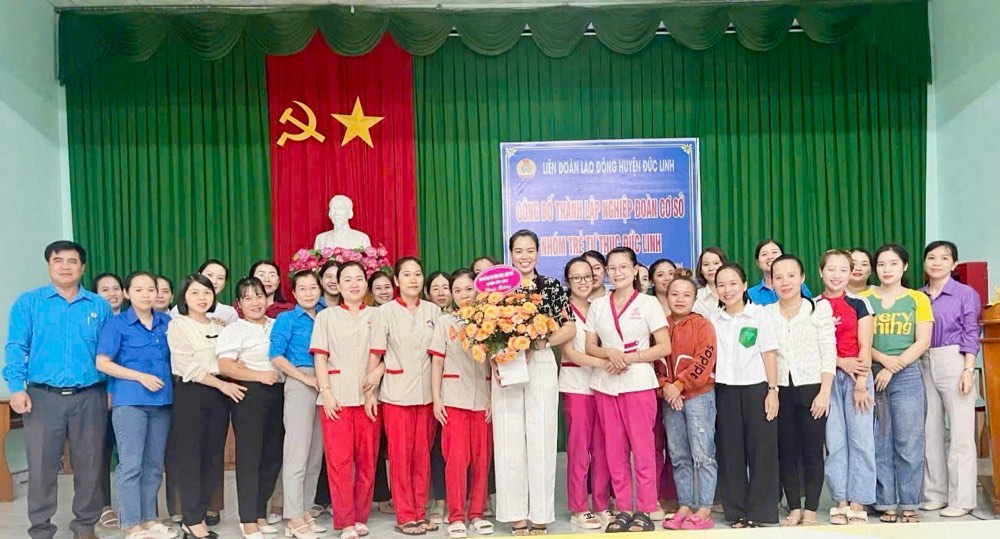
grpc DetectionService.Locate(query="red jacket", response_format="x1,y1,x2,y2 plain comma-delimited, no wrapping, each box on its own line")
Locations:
655,313,716,400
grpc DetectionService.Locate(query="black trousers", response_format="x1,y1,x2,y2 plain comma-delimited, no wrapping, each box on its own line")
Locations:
231,382,285,523
430,428,446,501
101,411,115,508
715,382,779,524
777,381,827,512
373,428,391,503
314,458,331,506
172,380,230,527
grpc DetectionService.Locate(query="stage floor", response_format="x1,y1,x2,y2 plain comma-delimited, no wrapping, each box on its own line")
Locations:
1,454,996,538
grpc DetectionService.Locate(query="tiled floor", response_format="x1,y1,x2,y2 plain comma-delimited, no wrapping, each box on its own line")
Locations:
0,454,996,538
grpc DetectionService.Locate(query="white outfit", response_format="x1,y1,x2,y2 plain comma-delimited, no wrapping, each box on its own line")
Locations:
559,304,594,395
693,286,721,318
709,304,779,385
215,318,277,373
492,347,558,524
764,300,837,386
583,292,668,396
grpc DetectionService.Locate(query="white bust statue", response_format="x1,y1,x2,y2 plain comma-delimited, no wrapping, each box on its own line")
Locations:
314,195,372,250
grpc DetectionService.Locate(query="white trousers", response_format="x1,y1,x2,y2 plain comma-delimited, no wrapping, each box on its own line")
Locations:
921,345,978,510
282,368,325,519
492,348,559,524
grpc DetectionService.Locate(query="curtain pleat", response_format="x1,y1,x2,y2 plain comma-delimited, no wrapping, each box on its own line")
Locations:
413,34,927,287
57,2,931,82
65,39,272,301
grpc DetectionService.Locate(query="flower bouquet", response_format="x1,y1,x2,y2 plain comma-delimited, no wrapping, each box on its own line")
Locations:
452,279,559,386
288,244,392,277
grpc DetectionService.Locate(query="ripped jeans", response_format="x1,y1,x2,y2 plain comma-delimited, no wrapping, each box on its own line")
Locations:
663,390,718,509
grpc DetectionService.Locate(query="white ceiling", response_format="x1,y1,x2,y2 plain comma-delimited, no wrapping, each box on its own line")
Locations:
47,0,680,9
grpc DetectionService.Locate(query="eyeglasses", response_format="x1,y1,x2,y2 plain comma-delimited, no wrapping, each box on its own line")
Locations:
568,275,594,284
606,265,633,274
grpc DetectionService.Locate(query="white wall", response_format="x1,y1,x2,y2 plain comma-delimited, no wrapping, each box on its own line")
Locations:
929,0,1000,291
0,0,68,391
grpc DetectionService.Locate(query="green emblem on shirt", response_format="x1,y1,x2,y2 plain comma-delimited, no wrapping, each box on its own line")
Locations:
738,326,758,348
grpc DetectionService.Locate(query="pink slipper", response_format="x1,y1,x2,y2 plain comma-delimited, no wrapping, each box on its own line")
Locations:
680,515,715,530
662,513,687,530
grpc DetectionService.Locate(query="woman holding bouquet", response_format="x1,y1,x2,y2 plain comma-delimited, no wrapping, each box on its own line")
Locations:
311,262,382,539
493,230,576,536
583,247,672,533
364,257,442,536
429,269,495,538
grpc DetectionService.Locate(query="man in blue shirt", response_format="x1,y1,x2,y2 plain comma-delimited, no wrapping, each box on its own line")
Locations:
3,241,112,539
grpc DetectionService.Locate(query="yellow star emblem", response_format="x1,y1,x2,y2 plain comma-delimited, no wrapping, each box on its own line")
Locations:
331,97,384,148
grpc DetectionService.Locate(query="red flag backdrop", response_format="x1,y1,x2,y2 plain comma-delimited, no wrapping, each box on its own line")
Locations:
267,36,418,270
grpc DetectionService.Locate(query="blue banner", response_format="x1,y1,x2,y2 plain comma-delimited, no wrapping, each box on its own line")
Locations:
501,138,701,281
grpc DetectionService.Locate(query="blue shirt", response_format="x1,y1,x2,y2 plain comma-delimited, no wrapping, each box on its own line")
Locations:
3,284,112,392
747,279,813,306
97,307,173,407
270,304,324,368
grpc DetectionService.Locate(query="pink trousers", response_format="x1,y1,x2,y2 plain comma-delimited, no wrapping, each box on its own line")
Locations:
594,389,658,513
562,393,611,513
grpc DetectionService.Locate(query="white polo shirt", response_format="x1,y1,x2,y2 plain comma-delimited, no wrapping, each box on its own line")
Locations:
693,286,721,318
559,303,594,395
215,318,276,373
710,303,779,386
584,291,668,396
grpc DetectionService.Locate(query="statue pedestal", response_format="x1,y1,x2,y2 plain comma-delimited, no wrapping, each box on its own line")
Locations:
981,304,1000,513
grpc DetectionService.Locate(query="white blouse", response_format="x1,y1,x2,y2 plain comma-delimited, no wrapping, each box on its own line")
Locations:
693,286,721,318
216,318,276,373
584,292,668,396
764,299,837,386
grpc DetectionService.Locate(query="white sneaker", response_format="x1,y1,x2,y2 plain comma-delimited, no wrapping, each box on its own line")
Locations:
267,514,283,525
259,524,280,534
921,501,947,511
146,522,179,539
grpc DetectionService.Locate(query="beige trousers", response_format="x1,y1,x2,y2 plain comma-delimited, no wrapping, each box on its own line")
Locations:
920,345,978,510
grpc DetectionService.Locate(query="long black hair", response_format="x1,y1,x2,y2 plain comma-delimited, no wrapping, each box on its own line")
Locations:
247,259,287,303
714,262,751,308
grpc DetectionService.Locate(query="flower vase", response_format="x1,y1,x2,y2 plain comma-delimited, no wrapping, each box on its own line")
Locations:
496,351,530,387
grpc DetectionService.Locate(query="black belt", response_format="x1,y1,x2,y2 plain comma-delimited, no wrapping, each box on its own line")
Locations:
27,382,103,396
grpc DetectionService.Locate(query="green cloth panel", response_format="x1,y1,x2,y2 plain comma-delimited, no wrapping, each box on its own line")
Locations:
56,2,930,82
413,33,927,289
65,37,272,302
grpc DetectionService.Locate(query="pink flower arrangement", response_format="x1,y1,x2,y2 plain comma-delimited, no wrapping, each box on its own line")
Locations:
289,243,392,277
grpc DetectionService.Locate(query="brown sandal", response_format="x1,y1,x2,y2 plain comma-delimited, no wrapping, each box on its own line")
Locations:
901,511,919,523
879,510,897,523
394,521,426,536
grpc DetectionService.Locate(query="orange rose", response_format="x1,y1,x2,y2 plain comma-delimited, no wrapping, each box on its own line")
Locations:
482,305,499,320
465,323,478,338
533,317,549,335
511,313,526,325
499,320,514,333
527,324,539,339
530,293,543,303
457,305,475,319
471,345,487,362
480,319,497,335
520,302,538,315
488,292,503,305
512,335,531,351
516,323,528,334
546,317,559,332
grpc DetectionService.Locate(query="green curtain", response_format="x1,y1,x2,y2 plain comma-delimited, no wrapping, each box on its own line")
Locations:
57,1,930,82
66,37,272,301
413,33,927,288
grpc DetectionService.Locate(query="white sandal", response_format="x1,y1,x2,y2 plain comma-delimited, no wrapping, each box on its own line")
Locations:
847,508,869,524
471,519,495,535
448,521,467,538
304,518,326,533
829,507,848,525
569,512,602,529
340,528,359,539
354,522,369,537
147,522,179,538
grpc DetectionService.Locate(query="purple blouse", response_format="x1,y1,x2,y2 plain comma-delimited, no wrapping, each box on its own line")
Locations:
920,278,981,355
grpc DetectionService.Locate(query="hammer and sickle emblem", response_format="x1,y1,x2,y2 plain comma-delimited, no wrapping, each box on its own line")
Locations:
277,101,326,147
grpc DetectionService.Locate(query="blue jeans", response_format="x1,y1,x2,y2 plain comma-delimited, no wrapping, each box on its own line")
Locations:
825,370,876,505
873,364,926,511
112,405,172,528
663,390,717,509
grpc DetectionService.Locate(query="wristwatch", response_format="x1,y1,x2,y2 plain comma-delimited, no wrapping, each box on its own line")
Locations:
963,367,975,374
768,386,779,393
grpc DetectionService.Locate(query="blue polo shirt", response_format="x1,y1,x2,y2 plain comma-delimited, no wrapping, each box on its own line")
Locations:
3,284,112,392
270,304,324,368
747,279,813,306
97,307,173,407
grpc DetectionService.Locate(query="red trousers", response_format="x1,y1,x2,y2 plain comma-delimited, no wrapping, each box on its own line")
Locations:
382,403,435,525
319,405,381,529
441,407,492,523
